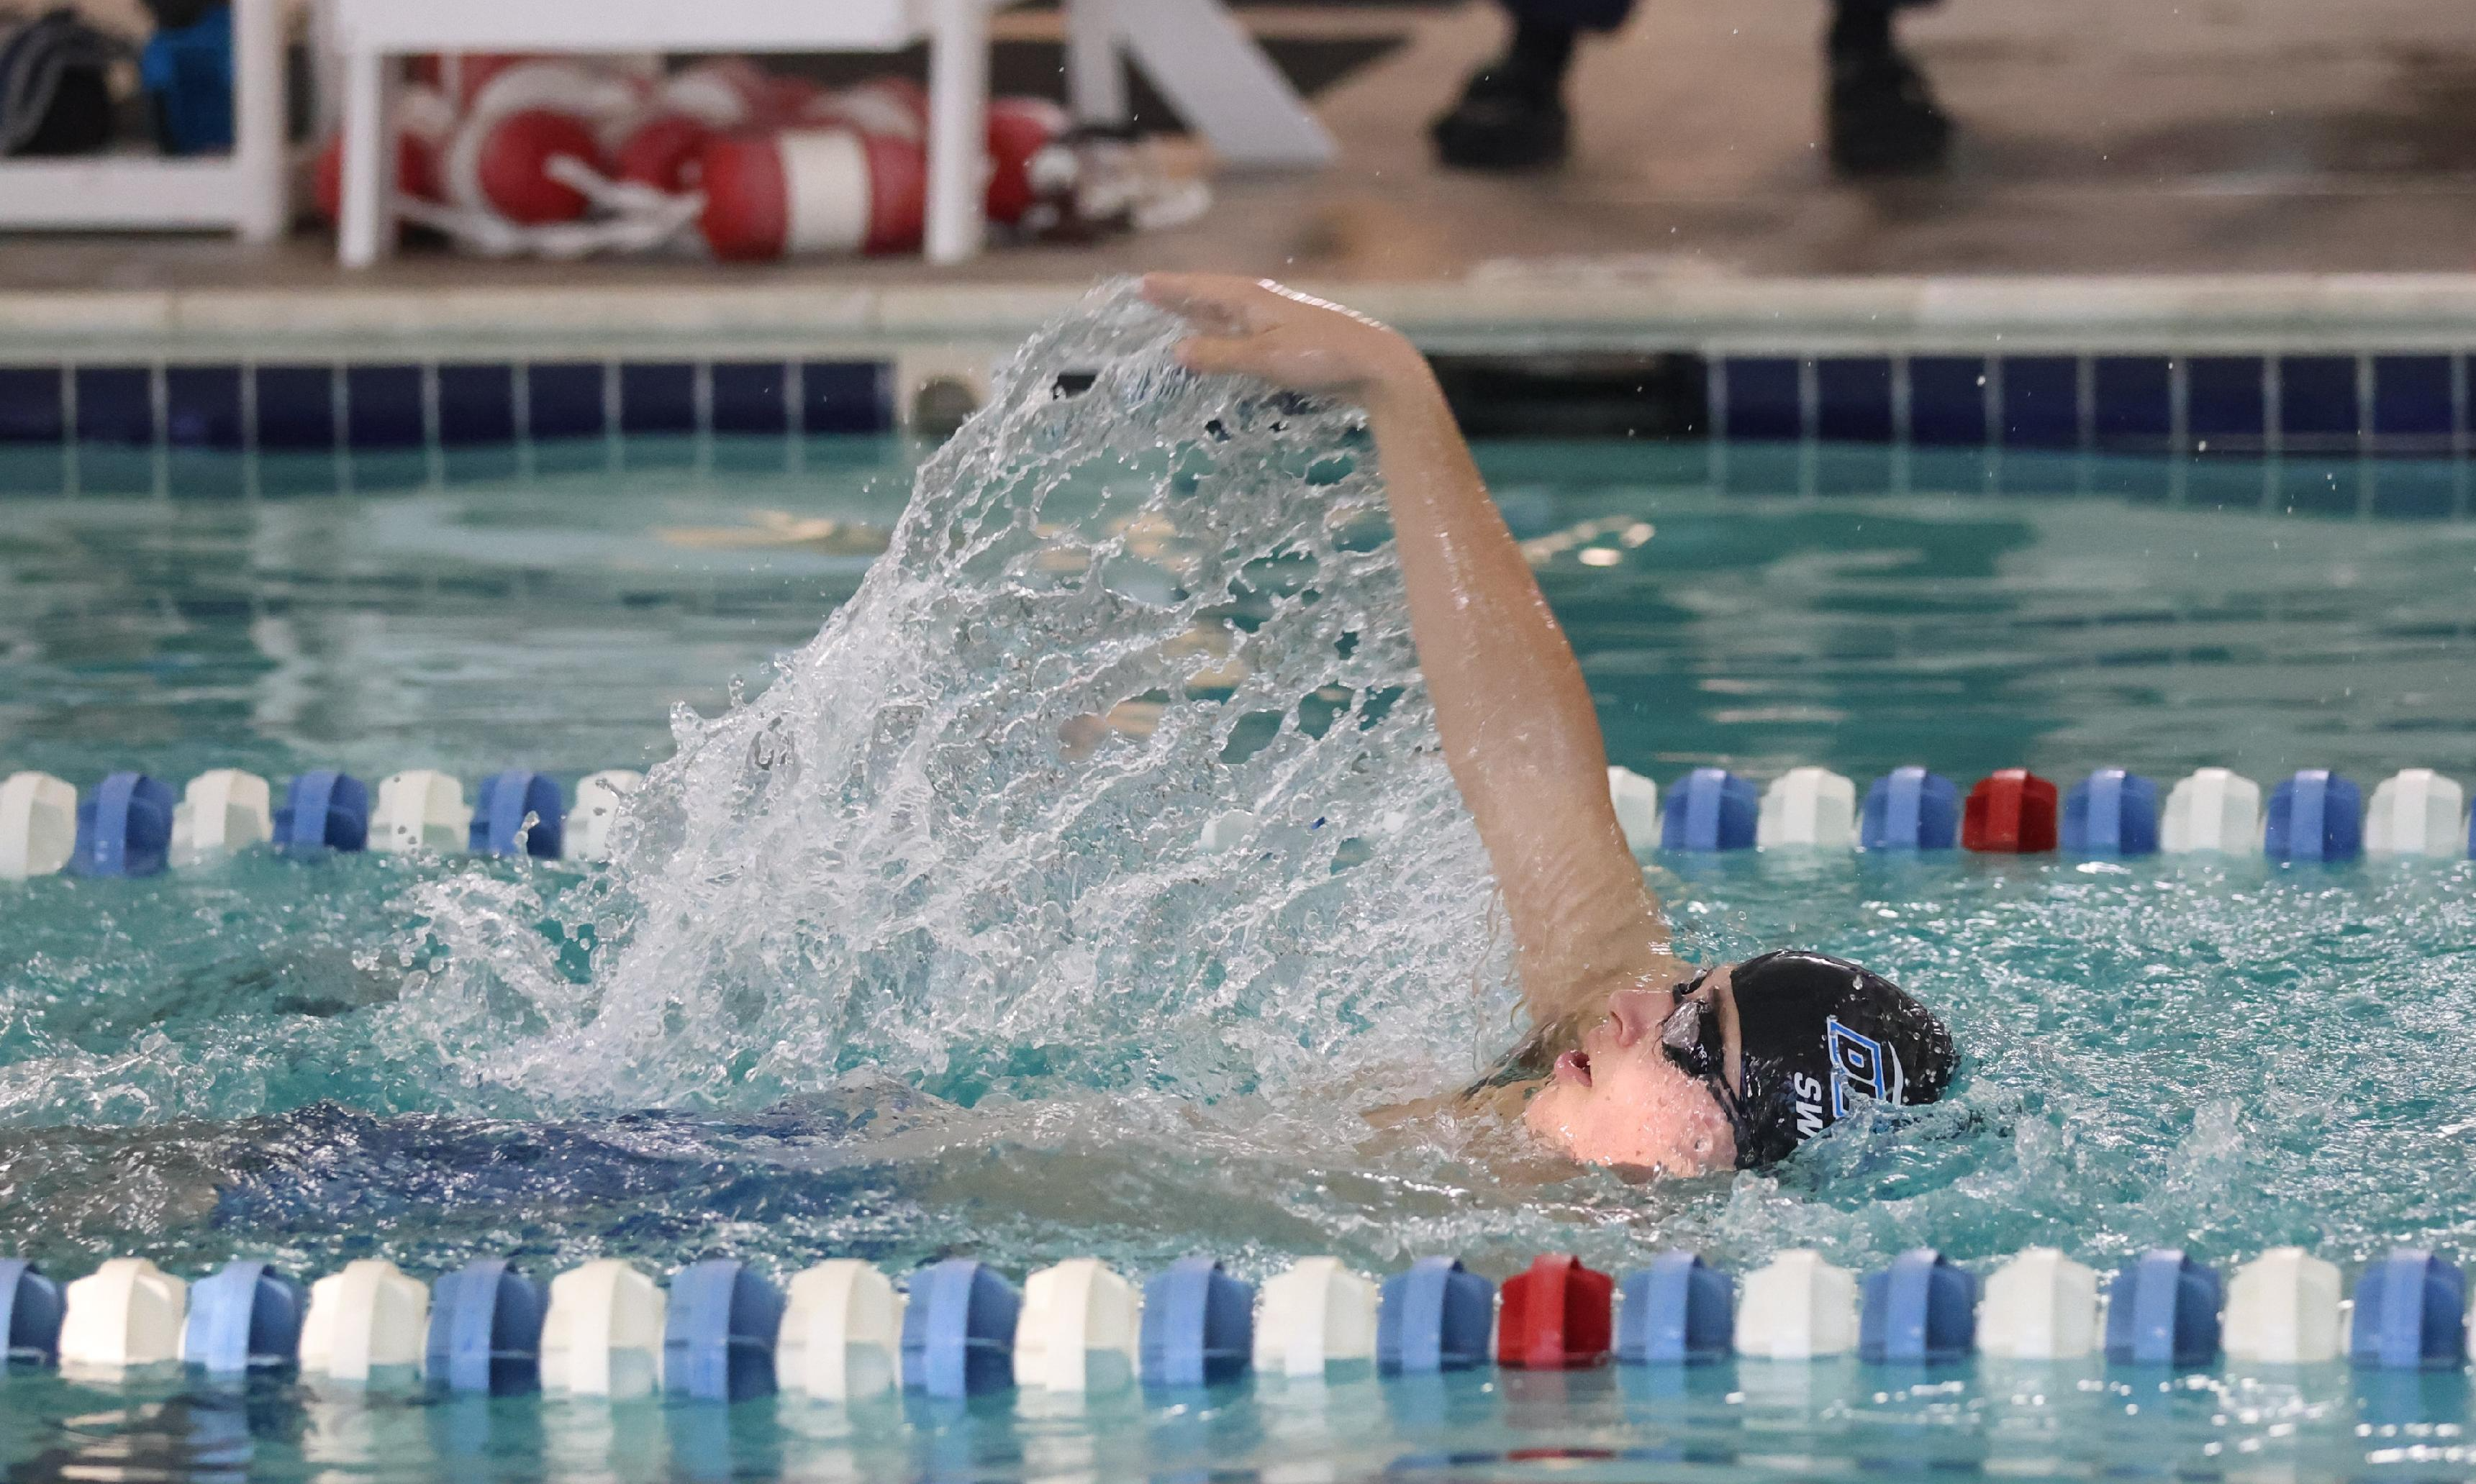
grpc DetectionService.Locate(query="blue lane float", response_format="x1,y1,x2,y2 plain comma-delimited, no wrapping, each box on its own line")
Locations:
1859,767,1959,851
666,1259,783,1401
428,1258,545,1394
2351,1249,2467,1371
70,773,174,878
901,1259,1019,1399
1661,768,1757,852
2062,769,2159,857
2265,770,2362,863
181,1261,301,1373
1140,1256,1254,1388
273,770,370,855
1859,1249,1979,1364
1377,1257,1495,1374
1616,1252,1733,1365
470,770,564,860
0,1260,61,1366
2105,1250,2223,1367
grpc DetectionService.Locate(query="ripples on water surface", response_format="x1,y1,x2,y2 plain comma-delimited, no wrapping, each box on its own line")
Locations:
3,288,2476,1480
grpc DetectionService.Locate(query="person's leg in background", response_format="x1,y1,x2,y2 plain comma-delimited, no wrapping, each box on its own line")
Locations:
1430,0,1632,172
1828,0,1951,176
1431,0,1952,177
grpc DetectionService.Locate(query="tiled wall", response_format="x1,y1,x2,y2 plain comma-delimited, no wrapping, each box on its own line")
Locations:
1,348,2469,515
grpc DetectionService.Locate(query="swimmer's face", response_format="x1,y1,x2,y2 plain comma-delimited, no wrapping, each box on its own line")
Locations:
1522,966,1741,1175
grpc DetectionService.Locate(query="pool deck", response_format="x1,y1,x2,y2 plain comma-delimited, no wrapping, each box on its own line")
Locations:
8,0,2476,363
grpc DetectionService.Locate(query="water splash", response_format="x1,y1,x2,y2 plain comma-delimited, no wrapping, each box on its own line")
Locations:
399,282,1514,1114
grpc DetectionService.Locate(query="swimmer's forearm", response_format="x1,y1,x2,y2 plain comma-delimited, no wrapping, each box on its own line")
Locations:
1361,372,1679,1008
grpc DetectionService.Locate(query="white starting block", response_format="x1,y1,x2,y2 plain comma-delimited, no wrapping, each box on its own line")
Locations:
2223,1247,2344,1364
2365,769,2465,858
1734,1250,1857,1360
171,770,273,865
0,771,77,881
1015,1258,1140,1393
1608,768,1660,853
370,770,473,855
299,1259,429,1380
59,1257,189,1369
542,1259,666,1397
566,770,645,862
1977,1247,2099,1360
1254,1257,1377,1379
2162,768,2262,854
776,1260,904,1401
1757,768,1857,850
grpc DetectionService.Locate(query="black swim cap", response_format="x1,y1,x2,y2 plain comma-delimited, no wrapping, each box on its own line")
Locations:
1723,950,1956,1168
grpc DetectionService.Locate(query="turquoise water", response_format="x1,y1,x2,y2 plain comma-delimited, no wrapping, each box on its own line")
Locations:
6,303,2476,1478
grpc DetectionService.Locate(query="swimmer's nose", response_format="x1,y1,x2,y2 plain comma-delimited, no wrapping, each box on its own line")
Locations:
1606,987,1666,1049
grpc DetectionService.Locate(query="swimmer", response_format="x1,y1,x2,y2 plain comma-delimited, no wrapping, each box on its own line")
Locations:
1142,273,1958,1178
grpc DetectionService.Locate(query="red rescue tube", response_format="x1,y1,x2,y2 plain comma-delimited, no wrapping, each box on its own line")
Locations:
698,128,927,260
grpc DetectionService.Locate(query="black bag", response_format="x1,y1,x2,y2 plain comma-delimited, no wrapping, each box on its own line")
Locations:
0,7,127,157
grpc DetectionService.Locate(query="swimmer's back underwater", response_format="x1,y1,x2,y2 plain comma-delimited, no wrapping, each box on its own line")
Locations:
1143,273,1957,1179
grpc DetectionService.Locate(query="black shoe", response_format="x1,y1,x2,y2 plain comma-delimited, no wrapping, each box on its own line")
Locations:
1431,65,1569,172
1827,49,1951,176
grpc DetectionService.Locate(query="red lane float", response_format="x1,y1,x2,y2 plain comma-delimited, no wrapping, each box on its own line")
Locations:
698,127,928,260
1497,1254,1613,1370
1962,768,2059,853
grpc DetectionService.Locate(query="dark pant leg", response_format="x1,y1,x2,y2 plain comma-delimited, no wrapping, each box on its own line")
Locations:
1493,0,1636,32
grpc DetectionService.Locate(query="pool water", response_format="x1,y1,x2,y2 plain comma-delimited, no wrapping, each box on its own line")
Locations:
6,302,2476,1481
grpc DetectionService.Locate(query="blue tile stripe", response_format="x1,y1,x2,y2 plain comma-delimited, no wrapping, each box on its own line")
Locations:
0,357,899,491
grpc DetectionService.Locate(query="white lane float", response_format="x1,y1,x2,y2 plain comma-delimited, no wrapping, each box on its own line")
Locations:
2223,1247,2344,1365
541,1259,666,1397
565,769,644,862
1757,767,1857,850
1977,1247,2100,1361
2365,769,2465,858
171,769,273,865
1607,767,1659,853
1255,1257,1378,1379
777,1260,903,1402
0,771,76,880
299,1259,429,1381
370,770,472,855
1734,1250,1856,1360
59,1257,188,1370
2161,768,2262,854
1016,1258,1140,1393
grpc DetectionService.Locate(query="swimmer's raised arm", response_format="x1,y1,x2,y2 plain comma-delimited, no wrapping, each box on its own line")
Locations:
1144,274,1690,1036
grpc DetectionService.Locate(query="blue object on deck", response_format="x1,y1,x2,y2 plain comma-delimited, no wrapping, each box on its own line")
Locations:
901,1259,1018,1398
1859,1249,1978,1364
2062,769,2159,856
1860,767,1959,850
273,770,369,853
1616,1252,1733,1365
1377,1257,1495,1374
182,1261,302,1373
0,1260,61,1366
471,770,563,859
665,1259,784,1401
427,1259,545,1394
2103,1250,2221,1367
2350,1249,2467,1370
1140,1256,1255,1388
2265,770,2362,862
139,4,233,155
71,772,173,877
1661,768,1757,851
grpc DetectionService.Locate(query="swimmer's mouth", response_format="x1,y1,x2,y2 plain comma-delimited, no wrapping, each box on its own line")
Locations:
1554,1050,1592,1087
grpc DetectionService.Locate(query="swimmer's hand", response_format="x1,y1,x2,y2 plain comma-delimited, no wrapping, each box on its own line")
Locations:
1143,273,1436,414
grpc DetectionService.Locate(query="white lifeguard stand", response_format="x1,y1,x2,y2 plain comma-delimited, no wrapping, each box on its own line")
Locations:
325,0,1336,268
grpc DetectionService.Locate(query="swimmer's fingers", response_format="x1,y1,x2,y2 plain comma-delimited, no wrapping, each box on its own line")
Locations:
1141,272,1284,335
1171,331,1274,378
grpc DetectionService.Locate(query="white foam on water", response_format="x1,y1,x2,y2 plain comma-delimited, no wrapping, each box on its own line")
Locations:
395,283,1516,1114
